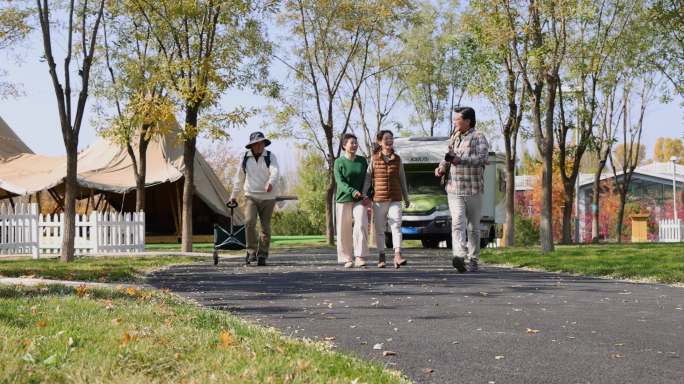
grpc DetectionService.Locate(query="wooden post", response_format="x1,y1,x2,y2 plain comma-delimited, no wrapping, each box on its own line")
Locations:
91,210,99,254
630,214,650,243
31,203,39,259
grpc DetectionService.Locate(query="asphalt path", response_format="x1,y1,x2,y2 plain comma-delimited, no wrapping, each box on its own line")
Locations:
147,248,684,384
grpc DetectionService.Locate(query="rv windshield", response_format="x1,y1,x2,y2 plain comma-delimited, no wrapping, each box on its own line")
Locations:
405,171,446,195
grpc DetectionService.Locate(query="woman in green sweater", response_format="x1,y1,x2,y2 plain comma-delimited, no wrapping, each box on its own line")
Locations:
334,133,371,268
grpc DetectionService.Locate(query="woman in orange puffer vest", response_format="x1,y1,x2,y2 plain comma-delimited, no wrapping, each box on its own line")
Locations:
362,130,410,268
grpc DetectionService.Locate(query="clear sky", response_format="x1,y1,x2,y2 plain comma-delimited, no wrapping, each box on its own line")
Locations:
2,21,683,176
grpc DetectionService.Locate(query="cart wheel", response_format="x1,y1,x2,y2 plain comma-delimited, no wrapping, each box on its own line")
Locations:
213,250,219,265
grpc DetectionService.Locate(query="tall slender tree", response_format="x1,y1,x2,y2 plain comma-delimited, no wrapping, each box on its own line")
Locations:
610,77,653,242
36,0,105,261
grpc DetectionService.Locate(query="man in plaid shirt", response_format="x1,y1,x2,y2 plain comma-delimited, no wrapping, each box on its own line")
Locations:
435,106,489,272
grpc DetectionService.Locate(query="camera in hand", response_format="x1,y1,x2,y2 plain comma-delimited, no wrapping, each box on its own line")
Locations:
444,152,455,162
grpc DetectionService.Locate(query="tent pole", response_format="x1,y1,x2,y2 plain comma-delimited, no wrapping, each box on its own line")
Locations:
85,189,93,215
120,191,126,213
94,194,104,211
47,188,64,213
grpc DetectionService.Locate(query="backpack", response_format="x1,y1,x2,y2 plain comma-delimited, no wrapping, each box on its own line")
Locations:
242,150,271,174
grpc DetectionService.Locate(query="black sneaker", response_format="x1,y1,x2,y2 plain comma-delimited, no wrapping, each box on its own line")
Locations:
257,257,267,266
246,253,257,265
468,258,479,272
452,257,466,273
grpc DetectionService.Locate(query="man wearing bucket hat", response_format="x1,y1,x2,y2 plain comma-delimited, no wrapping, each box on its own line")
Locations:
231,131,279,266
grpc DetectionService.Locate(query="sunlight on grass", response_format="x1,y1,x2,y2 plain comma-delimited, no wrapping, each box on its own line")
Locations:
0,285,408,384
481,243,684,283
0,256,206,283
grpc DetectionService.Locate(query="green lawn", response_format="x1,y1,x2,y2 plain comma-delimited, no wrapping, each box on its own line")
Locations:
0,256,206,283
145,235,329,252
481,242,684,284
0,285,407,384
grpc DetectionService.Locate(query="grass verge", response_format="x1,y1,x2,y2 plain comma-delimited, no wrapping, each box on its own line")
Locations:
0,256,205,283
0,285,407,384
481,242,684,284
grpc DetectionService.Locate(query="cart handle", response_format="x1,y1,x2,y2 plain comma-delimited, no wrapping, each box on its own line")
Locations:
227,201,238,209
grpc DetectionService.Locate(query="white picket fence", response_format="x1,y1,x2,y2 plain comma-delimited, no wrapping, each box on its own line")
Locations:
0,203,145,258
658,219,684,242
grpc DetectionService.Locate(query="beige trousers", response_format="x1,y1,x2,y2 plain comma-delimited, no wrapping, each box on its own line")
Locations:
335,202,369,263
244,197,276,258
448,193,483,260
373,201,403,253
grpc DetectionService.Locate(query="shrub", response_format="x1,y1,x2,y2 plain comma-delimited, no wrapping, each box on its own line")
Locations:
515,214,540,246
272,208,325,235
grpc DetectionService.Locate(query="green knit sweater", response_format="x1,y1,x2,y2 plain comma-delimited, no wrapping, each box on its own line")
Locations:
334,155,368,203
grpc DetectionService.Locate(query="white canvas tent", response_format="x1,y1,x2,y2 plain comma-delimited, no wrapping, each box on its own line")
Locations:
0,117,242,234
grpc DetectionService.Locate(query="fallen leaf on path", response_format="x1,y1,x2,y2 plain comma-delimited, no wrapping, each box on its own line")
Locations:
422,368,434,374
611,353,624,358
324,336,336,341
382,351,396,356
526,328,540,334
495,355,504,360
373,343,383,350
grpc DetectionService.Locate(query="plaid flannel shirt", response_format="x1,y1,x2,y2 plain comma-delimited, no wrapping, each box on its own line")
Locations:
439,127,489,196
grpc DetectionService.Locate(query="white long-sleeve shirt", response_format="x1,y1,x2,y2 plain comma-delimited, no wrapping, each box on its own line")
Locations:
231,150,279,201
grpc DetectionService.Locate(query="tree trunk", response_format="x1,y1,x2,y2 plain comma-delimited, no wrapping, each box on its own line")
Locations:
561,188,574,244
539,79,557,253
503,153,516,247
135,137,149,212
60,142,78,262
181,109,198,252
326,172,336,246
591,179,601,243
591,160,607,243
540,153,554,252
135,175,145,212
616,189,627,243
